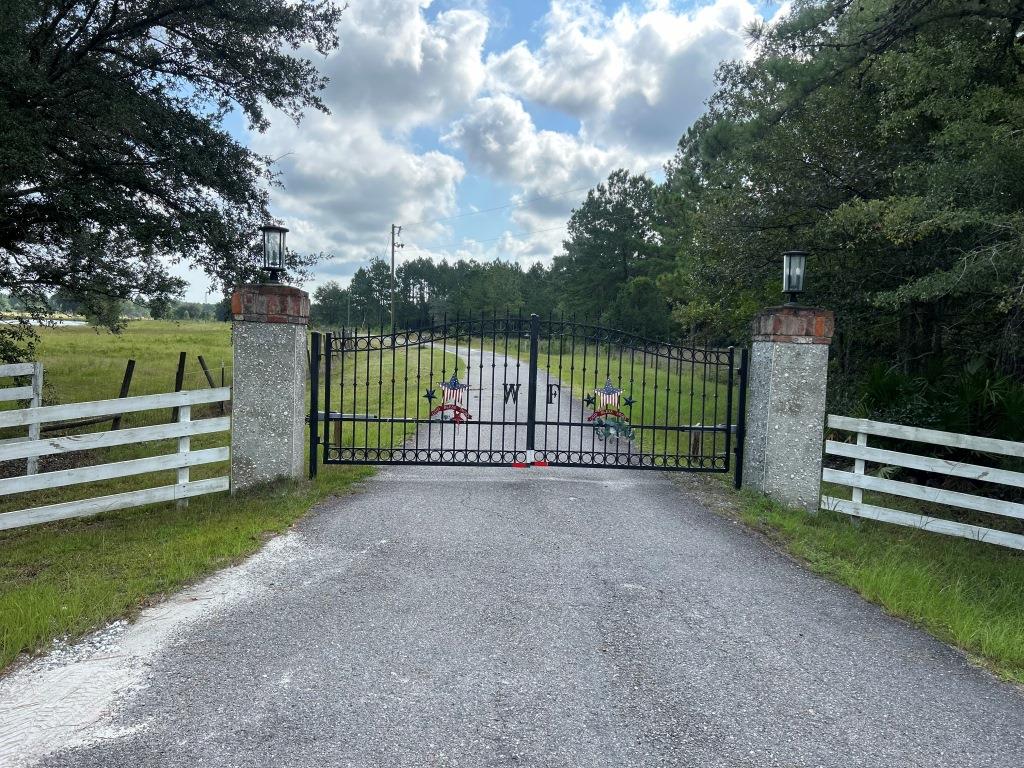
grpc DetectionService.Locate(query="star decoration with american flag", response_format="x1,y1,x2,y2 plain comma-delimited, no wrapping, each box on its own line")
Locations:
429,372,472,424
586,377,635,442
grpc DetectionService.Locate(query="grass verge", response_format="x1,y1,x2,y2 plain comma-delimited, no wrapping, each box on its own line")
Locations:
0,462,374,673
1,319,454,673
700,478,1024,684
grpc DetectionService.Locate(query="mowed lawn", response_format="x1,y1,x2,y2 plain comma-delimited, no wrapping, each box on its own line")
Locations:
0,320,450,672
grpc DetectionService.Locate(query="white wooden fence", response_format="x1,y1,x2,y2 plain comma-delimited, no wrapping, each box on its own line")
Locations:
0,362,43,475
822,415,1024,551
0,387,231,531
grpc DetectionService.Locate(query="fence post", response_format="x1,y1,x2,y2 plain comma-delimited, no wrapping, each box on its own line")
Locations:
177,404,191,509
229,283,310,492
852,430,867,503
170,352,186,423
110,359,136,431
26,362,43,475
742,305,834,511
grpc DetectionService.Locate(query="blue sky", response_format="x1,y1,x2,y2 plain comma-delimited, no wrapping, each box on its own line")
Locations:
178,0,783,301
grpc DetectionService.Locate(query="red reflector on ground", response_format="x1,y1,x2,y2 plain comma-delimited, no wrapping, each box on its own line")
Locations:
532,461,549,467
512,462,528,468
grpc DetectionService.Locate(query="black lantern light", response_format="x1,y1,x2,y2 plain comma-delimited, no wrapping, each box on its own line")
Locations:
782,250,807,305
260,224,288,283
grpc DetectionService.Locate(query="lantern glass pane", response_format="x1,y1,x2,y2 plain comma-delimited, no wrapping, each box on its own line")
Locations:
263,228,285,269
783,252,806,293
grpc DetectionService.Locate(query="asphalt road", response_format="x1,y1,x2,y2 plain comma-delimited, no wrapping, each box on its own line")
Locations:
26,461,1024,767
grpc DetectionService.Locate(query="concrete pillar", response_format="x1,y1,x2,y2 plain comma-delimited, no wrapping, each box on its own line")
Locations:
230,284,310,492
742,305,834,511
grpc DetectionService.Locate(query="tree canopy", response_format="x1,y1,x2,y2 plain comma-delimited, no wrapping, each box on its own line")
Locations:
325,0,1021,436
0,0,343,356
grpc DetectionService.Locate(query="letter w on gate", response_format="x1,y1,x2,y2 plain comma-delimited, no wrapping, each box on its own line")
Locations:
503,383,521,404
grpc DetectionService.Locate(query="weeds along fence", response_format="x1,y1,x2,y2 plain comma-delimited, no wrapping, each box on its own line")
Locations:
822,415,1024,551
0,387,231,531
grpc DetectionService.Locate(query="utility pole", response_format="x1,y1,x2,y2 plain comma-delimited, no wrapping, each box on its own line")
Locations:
390,223,403,334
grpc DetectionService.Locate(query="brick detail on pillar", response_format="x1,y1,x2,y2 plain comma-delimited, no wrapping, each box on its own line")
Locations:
752,305,835,344
231,284,309,324
743,305,835,512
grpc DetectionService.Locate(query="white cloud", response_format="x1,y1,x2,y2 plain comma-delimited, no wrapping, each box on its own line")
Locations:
200,0,766,301
486,0,757,151
319,1,489,128
245,0,488,291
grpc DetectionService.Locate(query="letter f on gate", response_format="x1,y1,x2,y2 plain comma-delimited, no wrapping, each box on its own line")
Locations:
503,383,521,404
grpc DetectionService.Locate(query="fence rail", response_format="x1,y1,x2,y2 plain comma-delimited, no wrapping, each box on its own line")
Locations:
0,387,231,531
822,415,1024,551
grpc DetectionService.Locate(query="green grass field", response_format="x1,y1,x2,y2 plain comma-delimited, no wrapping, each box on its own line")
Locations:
0,320,449,672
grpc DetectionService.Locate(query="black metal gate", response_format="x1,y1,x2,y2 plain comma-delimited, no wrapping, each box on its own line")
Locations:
309,314,747,485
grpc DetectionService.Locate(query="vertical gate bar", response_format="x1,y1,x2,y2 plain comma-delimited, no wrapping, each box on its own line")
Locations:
579,319,589,461
733,348,749,489
605,334,613,465
324,332,333,465
352,326,360,460
364,327,372,460
462,313,471,461
500,308,510,458
402,327,410,460
687,345,697,467
414,325,422,459
439,313,448,460
615,337,625,466
428,317,437,460
513,309,523,460
699,342,710,468
625,342,636,466
662,348,671,466
489,310,497,460
524,313,540,456
525,313,540,455
590,322,599,458
309,331,320,479
555,315,565,460
542,311,552,459
377,327,385,459
637,343,647,460
567,316,577,462
712,346,721,467
452,313,460,463
477,311,485,460
650,344,659,466
724,347,735,474
338,331,347,458
674,351,683,468
389,328,397,458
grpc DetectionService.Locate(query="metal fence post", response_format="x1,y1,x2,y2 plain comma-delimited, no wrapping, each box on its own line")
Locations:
733,348,749,490
309,332,321,480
